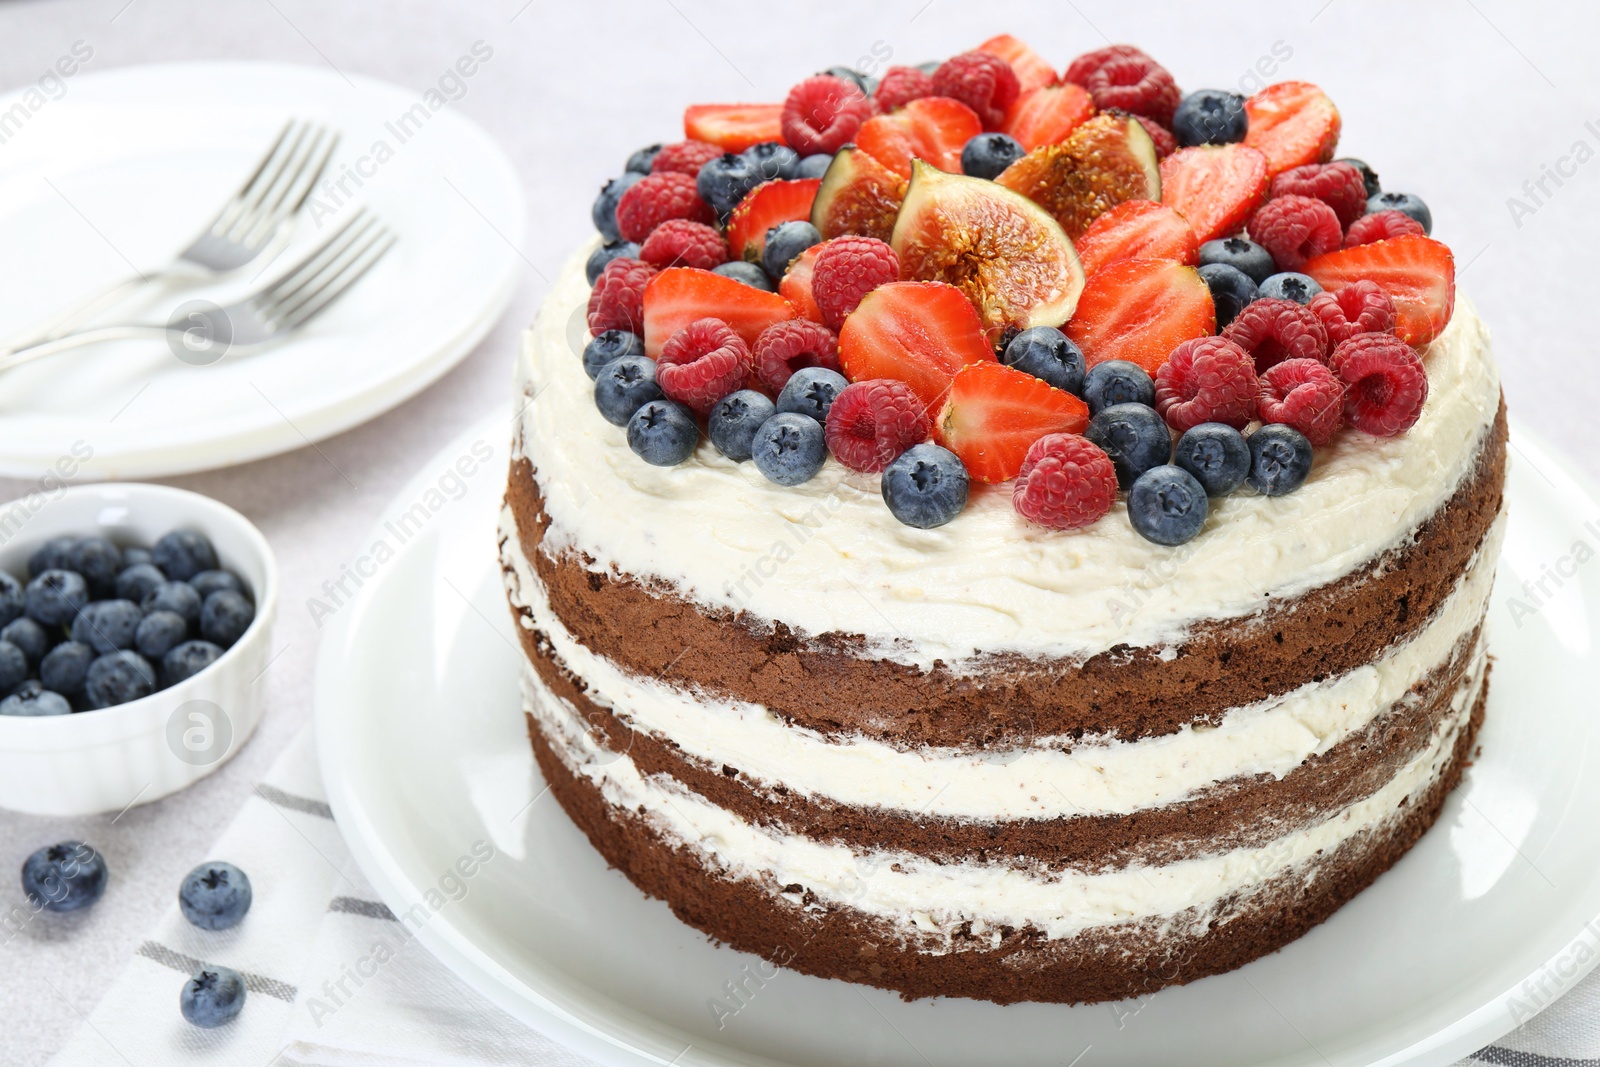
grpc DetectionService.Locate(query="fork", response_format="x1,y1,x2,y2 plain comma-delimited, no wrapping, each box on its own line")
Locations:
3,119,340,353
0,208,395,374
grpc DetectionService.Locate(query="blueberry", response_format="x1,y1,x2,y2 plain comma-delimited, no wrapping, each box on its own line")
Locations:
627,400,699,466
591,172,643,242
27,536,77,579
776,367,848,423
71,599,142,654
0,640,25,693
821,66,874,94
143,581,202,627
882,443,969,528
709,390,778,462
25,569,87,627
1248,424,1314,496
712,261,776,291
1336,157,1381,198
199,591,254,649
1083,360,1155,415
21,841,108,912
1257,272,1322,305
0,570,24,629
1171,89,1248,147
1197,237,1276,285
135,611,189,662
751,413,827,486
697,154,761,218
152,531,218,582
1174,423,1251,497
1003,326,1086,395
163,641,223,686
180,967,246,1029
40,641,94,695
624,143,663,174
179,862,253,931
84,651,157,709
1367,191,1431,234
961,133,1026,180
594,355,664,426
796,153,834,179
1128,466,1210,545
1086,403,1172,488
121,547,153,568
742,141,801,183
585,240,641,285
115,562,167,603
2,617,51,666
68,537,121,597
0,688,70,716
188,570,245,600
762,221,821,280
1197,263,1259,328
582,330,645,380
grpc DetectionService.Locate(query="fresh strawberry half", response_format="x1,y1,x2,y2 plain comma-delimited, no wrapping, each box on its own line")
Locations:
1243,81,1341,178
726,178,823,261
684,103,784,153
1064,258,1216,375
837,281,995,412
1159,144,1269,244
1074,199,1198,278
977,34,1059,92
1302,235,1456,348
642,267,796,357
779,245,824,323
1003,83,1095,151
936,362,1090,483
855,96,983,178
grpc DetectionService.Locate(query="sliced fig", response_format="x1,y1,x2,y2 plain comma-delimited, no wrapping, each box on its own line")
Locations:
811,145,907,243
891,161,1084,343
995,113,1161,240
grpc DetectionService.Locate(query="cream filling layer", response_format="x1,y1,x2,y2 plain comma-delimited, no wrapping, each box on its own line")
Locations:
526,647,1485,942
503,504,1500,821
516,245,1503,670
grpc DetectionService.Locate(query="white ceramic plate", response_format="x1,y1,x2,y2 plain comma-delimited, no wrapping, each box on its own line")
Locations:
317,411,1600,1067
0,61,523,480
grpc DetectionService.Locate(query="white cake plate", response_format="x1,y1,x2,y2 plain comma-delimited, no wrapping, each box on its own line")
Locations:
317,409,1600,1067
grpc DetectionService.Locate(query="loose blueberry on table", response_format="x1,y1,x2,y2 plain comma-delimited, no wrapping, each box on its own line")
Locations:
21,841,108,912
179,861,253,931
181,967,247,1028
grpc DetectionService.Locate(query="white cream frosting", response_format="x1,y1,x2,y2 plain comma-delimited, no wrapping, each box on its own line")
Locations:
517,246,1502,669
503,504,1500,821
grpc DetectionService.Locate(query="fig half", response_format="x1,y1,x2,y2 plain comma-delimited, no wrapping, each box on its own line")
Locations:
811,145,907,243
995,113,1161,240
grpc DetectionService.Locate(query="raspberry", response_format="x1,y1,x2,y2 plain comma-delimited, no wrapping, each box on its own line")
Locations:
615,172,714,244
586,257,657,334
1247,194,1343,271
1258,358,1344,445
1329,334,1429,436
1012,433,1118,531
1270,162,1368,228
1135,115,1177,159
1222,297,1330,372
752,320,841,393
639,219,728,270
1308,281,1396,345
650,140,724,177
931,51,1021,131
823,379,930,472
811,237,900,330
657,318,751,414
1344,209,1426,248
782,75,876,156
1064,45,1155,87
1078,52,1179,126
875,66,936,112
1154,336,1258,431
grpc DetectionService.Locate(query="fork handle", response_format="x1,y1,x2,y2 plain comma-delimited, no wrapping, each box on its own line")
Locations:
0,326,172,375
0,272,174,358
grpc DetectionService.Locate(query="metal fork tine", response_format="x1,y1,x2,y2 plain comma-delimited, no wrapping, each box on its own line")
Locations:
231,121,312,222
278,230,394,330
274,129,339,219
210,120,308,239
260,209,374,311
202,119,294,235
269,219,385,322
240,127,340,251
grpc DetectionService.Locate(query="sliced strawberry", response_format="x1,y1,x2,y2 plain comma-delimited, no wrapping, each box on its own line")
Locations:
1302,235,1456,347
937,362,1089,483
642,267,795,358
1243,82,1340,178
725,178,823,261
1002,83,1095,151
837,281,995,412
855,96,983,178
976,34,1058,93
1073,199,1197,278
1159,143,1269,244
684,103,784,153
779,245,824,323
1064,258,1216,374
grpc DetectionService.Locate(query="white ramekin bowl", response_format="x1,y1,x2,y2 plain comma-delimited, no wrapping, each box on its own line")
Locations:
0,483,277,816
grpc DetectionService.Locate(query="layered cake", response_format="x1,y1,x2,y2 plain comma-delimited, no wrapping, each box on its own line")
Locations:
501,36,1506,1004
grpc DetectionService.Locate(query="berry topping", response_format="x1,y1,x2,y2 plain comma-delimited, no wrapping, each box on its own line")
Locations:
875,66,936,112
1338,157,1382,197
651,140,724,177
1271,162,1368,228
1247,424,1314,495
810,145,907,244
778,245,823,321
657,318,752,414
1302,234,1455,346
725,178,823,262
594,355,664,426
641,267,795,357
1367,191,1432,234
1329,334,1429,436
932,51,1022,131
1012,433,1118,531
751,412,828,486
1130,115,1178,159
587,240,641,285
1172,89,1248,147
782,76,875,156
1308,280,1397,345
752,319,840,393
882,443,970,529
777,366,849,423
684,103,784,153
592,172,643,242
795,154,834,179
937,361,1090,483
1258,358,1344,445
625,144,662,174
762,221,823,281
1002,83,1096,151
1221,297,1329,372
615,172,714,244
587,257,658,334
1074,48,1180,126
1083,359,1155,414
824,379,931,472
1243,81,1341,178
698,154,763,218
1258,271,1323,305
627,400,700,466
838,282,995,411
812,236,901,330
1155,336,1258,431
855,96,983,178
713,261,775,291
1247,194,1343,271
976,34,1058,93
744,142,803,183
996,113,1162,240
1128,465,1209,545
1064,259,1216,375
1344,209,1425,248
709,390,778,462
1086,402,1172,488
1073,200,1199,279
584,329,645,381
1063,44,1151,88
1197,263,1258,327
1174,423,1251,496
1003,326,1087,395
1158,143,1270,244
640,219,728,271
961,133,1027,180
1198,236,1277,284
